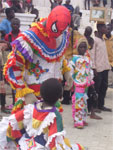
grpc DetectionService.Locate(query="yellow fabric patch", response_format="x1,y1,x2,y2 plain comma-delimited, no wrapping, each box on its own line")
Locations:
64,138,72,148
32,118,42,129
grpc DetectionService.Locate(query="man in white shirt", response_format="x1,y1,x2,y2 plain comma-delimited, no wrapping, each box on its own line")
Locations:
90,23,112,112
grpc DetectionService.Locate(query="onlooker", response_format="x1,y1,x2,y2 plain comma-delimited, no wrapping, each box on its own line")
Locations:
11,0,24,13
103,0,107,7
84,0,90,10
0,8,15,39
0,41,10,113
92,0,101,7
6,0,12,7
63,0,74,15
25,0,33,12
57,0,62,5
104,24,113,88
84,26,102,119
90,23,112,112
72,6,82,30
70,37,94,128
62,19,83,105
5,18,21,43
111,19,113,35
4,18,21,107
31,8,39,22
49,0,58,10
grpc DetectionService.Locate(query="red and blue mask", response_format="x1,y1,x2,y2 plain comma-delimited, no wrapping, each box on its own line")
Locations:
46,6,71,38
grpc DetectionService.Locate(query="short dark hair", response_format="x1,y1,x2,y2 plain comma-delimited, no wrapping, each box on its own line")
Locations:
5,8,13,16
11,18,20,24
40,78,63,106
31,8,39,14
97,23,105,31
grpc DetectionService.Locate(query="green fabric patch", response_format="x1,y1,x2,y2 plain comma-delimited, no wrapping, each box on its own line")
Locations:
55,110,63,132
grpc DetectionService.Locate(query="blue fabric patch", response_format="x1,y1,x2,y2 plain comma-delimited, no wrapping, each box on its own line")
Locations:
25,133,46,146
9,67,16,81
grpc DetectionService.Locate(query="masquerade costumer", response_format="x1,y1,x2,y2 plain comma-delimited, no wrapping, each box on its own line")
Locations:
3,6,72,114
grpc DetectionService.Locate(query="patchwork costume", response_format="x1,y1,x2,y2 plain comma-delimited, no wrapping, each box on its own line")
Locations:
3,6,71,114
0,101,84,150
70,52,94,127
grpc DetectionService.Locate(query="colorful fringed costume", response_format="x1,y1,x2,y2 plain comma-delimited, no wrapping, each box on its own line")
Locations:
3,6,71,114
0,101,84,150
70,52,94,128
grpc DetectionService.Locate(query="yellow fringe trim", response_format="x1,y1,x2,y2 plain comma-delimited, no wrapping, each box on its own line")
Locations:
34,91,40,97
16,87,34,98
62,59,71,75
31,22,48,37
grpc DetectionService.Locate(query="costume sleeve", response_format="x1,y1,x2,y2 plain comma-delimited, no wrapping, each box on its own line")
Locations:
69,56,78,77
3,45,34,99
6,109,25,144
62,58,71,75
6,104,33,144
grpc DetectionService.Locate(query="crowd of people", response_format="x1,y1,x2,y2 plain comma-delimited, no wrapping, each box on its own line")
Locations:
84,0,113,10
0,1,113,150
0,0,35,13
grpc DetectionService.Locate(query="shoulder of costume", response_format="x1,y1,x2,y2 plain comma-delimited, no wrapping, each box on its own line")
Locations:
11,21,70,63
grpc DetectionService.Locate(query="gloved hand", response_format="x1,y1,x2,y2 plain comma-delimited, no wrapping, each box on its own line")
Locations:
64,71,73,90
25,93,38,104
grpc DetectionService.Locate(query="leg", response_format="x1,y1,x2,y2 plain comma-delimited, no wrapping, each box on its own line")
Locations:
62,90,70,105
73,87,85,128
84,0,87,10
94,72,102,109
88,0,90,10
12,90,15,105
98,70,108,109
0,93,6,109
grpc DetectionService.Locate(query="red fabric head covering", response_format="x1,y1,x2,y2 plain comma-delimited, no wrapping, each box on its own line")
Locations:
46,6,71,38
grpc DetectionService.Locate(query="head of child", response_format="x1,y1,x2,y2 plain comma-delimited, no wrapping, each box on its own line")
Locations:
31,8,39,20
11,18,20,32
77,38,88,56
40,78,63,107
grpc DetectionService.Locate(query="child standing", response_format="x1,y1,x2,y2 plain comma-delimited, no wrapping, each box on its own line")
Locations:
5,18,21,44
70,38,94,129
4,18,21,108
0,78,84,150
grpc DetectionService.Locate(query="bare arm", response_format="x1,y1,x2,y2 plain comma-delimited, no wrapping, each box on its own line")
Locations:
49,0,53,4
